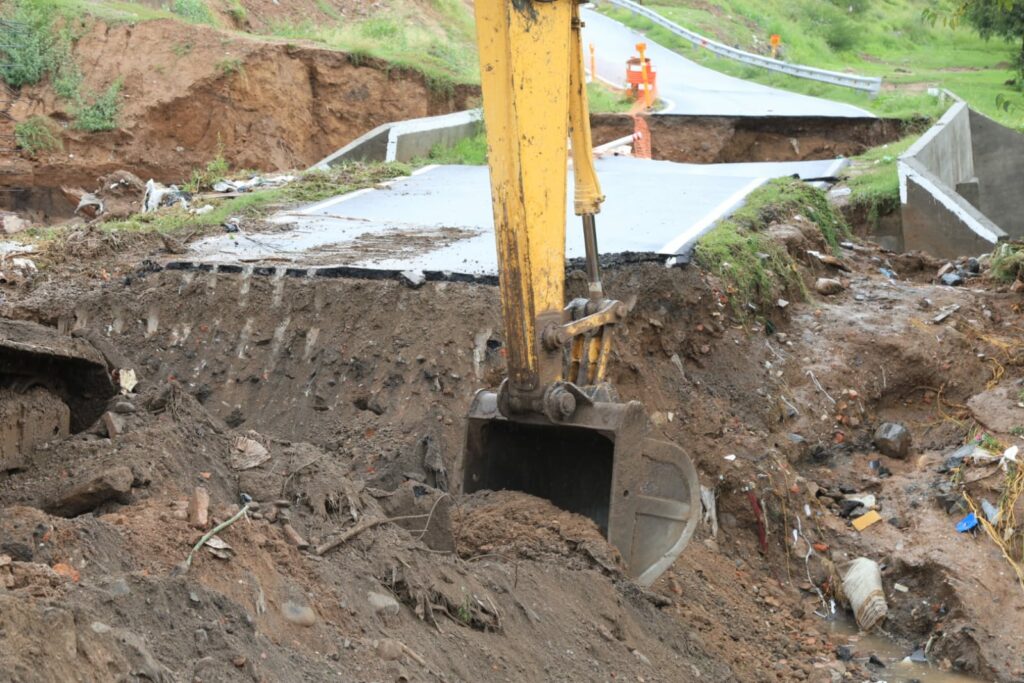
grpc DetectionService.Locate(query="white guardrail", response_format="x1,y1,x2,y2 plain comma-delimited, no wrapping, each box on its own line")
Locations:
600,0,883,95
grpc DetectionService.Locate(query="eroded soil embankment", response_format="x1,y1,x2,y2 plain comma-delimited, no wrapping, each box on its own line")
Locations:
2,231,1024,680
592,113,920,164
3,18,477,189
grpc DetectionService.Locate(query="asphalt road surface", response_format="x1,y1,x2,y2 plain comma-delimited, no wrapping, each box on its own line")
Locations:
189,157,849,276
582,8,875,119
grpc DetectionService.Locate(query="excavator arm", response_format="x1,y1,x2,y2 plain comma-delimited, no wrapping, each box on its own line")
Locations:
463,0,701,586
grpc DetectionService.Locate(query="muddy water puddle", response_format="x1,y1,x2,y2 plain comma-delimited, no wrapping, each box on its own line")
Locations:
828,616,985,682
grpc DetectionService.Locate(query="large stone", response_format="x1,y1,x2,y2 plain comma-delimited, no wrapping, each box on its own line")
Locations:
367,591,401,619
873,422,911,459
815,278,844,296
46,466,133,517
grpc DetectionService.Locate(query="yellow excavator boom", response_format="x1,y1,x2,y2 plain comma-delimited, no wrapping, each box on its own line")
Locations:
464,0,701,586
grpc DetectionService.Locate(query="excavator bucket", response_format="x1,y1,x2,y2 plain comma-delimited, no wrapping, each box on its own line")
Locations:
463,390,701,586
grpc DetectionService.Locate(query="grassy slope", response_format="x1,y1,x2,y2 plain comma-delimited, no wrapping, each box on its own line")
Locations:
602,0,1022,126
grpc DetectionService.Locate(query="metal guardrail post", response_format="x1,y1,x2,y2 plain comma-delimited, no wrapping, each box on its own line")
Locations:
600,0,883,95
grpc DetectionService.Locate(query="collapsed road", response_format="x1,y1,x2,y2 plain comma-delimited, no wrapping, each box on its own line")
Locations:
1,0,1023,682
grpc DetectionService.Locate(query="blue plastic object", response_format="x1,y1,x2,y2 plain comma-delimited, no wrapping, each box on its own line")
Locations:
957,513,979,533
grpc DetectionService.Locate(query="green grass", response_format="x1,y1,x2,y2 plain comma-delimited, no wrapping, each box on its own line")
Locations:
694,178,850,311
426,130,488,165
171,0,215,25
267,0,478,89
182,145,230,193
587,81,637,113
95,162,413,235
602,1,1024,125
216,57,244,75
844,135,919,220
14,115,62,154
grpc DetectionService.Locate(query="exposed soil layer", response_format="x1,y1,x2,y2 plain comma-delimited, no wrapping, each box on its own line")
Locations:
1,216,1024,680
3,18,477,189
591,113,921,164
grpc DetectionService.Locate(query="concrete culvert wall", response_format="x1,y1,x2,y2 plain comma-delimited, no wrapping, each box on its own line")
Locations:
899,101,1024,259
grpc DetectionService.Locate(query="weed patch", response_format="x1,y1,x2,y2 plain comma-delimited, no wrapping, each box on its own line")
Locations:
73,79,123,132
694,178,849,312
171,0,214,25
990,242,1024,282
100,162,414,235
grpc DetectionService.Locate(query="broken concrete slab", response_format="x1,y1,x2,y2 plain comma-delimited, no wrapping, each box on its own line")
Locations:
47,466,133,517
188,158,851,275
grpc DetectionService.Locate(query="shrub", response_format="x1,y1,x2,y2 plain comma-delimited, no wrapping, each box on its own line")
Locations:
14,115,62,154
0,2,54,87
73,79,123,132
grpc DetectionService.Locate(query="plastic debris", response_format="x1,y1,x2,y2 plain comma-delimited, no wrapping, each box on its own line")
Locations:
75,193,104,218
852,510,883,531
842,558,888,631
118,369,138,395
700,486,719,538
143,179,189,213
981,499,1002,525
956,512,979,533
212,174,295,194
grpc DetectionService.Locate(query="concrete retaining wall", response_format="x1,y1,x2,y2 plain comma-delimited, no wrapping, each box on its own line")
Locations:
969,110,1024,237
315,110,481,169
898,102,1010,259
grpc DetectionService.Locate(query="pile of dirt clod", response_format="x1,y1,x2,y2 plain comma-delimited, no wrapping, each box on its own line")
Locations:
456,490,625,575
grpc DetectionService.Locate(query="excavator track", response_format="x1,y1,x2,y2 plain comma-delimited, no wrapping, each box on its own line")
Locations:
0,319,115,471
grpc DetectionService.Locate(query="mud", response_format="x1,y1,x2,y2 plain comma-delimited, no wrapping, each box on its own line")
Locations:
592,113,921,164
1,206,1023,680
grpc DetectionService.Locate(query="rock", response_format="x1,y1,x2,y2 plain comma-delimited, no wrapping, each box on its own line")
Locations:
367,590,401,618
375,639,405,662
836,646,854,661
874,422,911,459
815,278,844,295
101,411,126,438
966,257,981,274
282,600,317,626
967,385,1024,433
941,271,965,287
47,466,133,517
187,486,210,529
0,212,30,235
111,400,137,414
937,262,954,279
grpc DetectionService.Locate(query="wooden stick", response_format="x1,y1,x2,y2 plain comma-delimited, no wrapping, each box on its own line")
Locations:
315,513,429,556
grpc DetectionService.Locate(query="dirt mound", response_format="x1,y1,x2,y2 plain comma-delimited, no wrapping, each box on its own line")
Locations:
456,490,625,574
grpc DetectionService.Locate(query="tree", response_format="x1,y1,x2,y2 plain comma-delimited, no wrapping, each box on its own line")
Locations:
963,0,1024,76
